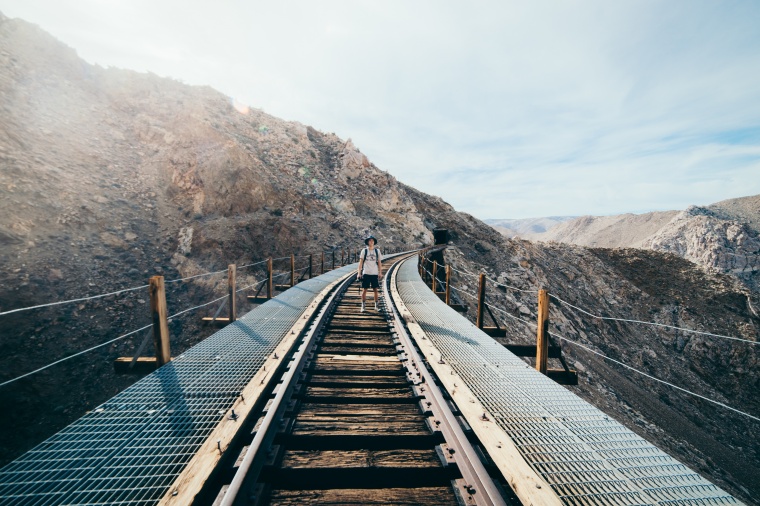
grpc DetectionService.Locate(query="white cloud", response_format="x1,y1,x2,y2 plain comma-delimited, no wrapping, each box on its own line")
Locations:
1,0,759,219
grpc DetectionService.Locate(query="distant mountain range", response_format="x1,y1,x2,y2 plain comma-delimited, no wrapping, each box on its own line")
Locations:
483,216,576,237
491,195,760,293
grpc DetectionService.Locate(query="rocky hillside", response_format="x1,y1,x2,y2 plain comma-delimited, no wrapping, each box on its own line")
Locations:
0,10,431,472
525,197,760,293
1,12,758,503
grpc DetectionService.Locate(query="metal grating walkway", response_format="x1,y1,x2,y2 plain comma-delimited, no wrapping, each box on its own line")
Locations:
394,257,742,506
0,264,357,506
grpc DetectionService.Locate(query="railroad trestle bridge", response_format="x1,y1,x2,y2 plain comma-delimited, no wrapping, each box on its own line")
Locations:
0,248,744,505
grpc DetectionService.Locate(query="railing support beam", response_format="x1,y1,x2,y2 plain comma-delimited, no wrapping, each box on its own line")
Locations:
536,289,549,374
476,273,486,329
267,257,273,299
445,265,451,305
149,276,171,366
228,264,236,323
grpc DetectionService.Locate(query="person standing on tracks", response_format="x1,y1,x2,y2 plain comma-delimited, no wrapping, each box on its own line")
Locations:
357,235,383,312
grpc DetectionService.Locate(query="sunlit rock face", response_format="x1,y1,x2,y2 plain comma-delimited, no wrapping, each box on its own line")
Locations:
526,197,760,293
642,205,760,291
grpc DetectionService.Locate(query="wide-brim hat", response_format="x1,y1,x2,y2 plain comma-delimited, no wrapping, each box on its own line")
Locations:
364,235,378,245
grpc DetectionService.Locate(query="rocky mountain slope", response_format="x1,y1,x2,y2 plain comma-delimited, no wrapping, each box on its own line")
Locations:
525,197,760,293
1,12,758,503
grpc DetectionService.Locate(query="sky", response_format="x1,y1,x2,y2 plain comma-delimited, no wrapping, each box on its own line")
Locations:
1,1,759,219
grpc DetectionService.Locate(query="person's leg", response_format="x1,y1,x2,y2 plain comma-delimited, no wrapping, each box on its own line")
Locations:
361,288,367,312
373,288,379,309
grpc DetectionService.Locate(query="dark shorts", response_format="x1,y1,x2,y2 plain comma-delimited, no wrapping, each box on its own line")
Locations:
361,274,379,289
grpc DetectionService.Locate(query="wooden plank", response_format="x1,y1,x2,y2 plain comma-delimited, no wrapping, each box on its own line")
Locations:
268,486,455,505
320,336,394,346
281,449,441,469
320,354,400,362
503,344,562,358
318,346,396,356
158,270,349,506
482,326,507,338
311,362,405,374
389,269,563,506
303,386,413,400
114,356,160,374
547,368,578,385
298,403,422,417
201,317,230,327
292,417,429,436
307,375,409,386
329,314,387,323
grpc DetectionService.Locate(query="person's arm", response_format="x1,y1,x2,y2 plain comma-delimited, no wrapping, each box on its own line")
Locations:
358,255,364,277
378,252,383,278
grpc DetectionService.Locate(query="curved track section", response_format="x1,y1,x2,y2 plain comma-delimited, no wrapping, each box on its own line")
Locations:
212,254,509,505
393,256,742,506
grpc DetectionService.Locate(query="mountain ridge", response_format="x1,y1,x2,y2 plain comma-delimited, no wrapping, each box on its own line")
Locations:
515,195,760,293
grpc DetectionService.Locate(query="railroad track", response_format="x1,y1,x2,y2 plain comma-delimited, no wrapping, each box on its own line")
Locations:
203,254,515,506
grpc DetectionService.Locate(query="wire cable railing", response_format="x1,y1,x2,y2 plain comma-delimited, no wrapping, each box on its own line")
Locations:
0,249,358,318
420,253,759,422
555,332,760,422
425,256,757,348
0,323,153,388
550,293,759,346
0,246,376,388
0,284,150,317
422,265,537,330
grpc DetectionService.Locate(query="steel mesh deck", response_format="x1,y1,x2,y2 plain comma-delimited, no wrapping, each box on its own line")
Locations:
0,264,356,506
395,258,741,506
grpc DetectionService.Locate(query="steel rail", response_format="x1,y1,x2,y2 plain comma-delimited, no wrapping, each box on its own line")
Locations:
384,257,507,506
220,271,357,506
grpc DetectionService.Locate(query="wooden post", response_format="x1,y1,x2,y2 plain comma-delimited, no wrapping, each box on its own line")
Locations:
228,264,236,323
341,249,345,266
321,252,325,274
432,261,438,293
290,253,295,287
536,289,549,375
476,273,486,329
149,276,171,366
445,265,451,305
267,257,273,299
332,250,336,269
309,254,313,278
418,254,423,277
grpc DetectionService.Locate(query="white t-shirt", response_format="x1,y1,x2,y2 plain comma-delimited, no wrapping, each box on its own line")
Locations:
361,247,382,276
